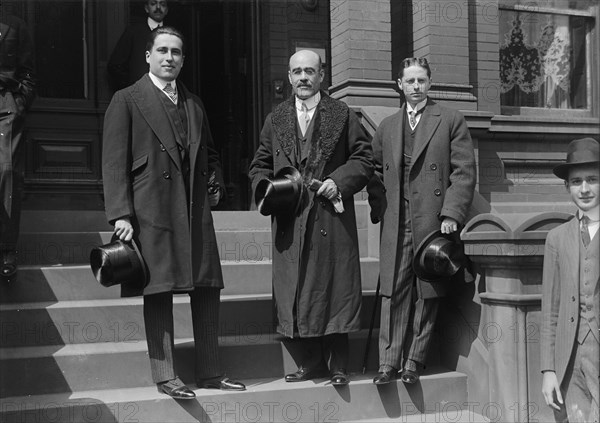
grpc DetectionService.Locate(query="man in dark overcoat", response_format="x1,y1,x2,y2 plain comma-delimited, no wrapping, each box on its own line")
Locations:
107,0,169,90
0,7,35,280
541,138,599,423
102,26,245,399
368,57,476,385
249,50,373,386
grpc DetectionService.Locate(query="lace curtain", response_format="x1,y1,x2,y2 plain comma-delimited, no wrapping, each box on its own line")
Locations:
500,11,573,109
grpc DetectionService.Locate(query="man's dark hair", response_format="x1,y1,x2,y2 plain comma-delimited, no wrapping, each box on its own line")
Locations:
398,57,431,79
145,26,185,54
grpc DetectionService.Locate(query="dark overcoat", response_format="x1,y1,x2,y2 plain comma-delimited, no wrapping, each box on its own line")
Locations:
102,75,224,297
368,99,476,299
249,93,373,337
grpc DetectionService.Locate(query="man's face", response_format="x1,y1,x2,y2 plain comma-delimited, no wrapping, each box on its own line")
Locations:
288,51,324,100
145,0,168,23
145,33,184,82
566,165,600,213
398,65,431,107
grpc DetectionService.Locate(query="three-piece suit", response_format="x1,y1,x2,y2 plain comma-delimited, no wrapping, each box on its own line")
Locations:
102,74,226,383
368,98,476,370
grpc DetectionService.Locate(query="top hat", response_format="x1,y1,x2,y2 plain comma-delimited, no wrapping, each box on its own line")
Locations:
553,138,599,180
255,166,304,216
90,235,148,288
413,229,466,282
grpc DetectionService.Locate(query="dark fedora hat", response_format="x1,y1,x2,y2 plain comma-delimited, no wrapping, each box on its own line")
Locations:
553,137,599,180
255,166,304,216
90,235,148,288
413,230,466,282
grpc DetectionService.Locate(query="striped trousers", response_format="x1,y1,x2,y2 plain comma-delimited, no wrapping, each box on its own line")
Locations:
143,287,221,383
378,199,439,372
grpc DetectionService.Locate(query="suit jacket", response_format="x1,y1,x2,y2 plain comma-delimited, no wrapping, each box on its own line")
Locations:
248,92,373,337
367,99,476,298
540,216,600,385
102,74,224,297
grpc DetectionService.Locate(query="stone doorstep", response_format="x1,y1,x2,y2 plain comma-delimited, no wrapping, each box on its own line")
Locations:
0,371,469,423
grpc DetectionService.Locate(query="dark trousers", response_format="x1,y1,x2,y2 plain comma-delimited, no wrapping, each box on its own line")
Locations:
143,287,221,384
290,333,349,373
0,93,25,252
378,199,440,371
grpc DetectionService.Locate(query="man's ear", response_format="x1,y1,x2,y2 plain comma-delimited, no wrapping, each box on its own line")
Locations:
145,51,150,63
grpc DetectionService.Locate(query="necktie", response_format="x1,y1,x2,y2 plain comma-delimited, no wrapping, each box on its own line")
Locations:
299,102,310,135
581,215,591,247
163,82,178,104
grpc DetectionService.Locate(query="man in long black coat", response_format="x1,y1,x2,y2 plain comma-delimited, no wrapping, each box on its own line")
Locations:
249,50,373,386
102,26,244,399
0,9,35,280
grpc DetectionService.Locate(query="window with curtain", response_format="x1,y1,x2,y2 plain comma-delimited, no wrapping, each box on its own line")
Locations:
499,2,593,111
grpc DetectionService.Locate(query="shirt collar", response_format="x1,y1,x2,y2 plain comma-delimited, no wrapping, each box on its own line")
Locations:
406,98,428,115
148,72,176,92
147,17,163,30
295,91,321,111
578,206,600,222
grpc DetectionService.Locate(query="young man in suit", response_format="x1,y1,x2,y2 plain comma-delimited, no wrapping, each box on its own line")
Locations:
102,26,245,399
249,50,373,386
107,0,169,90
541,137,599,423
0,5,36,280
367,57,476,385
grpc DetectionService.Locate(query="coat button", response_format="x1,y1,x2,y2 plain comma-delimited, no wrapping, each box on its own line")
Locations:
320,229,327,236
200,145,205,150
434,189,441,196
202,170,207,176
570,317,574,322
572,296,576,301
163,171,170,179
430,163,437,170
276,149,280,156
385,163,389,170
382,187,387,193
160,144,166,151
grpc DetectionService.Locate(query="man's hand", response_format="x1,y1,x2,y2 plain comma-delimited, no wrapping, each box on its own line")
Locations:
542,371,563,411
440,217,458,234
209,189,221,207
114,218,133,241
316,178,339,201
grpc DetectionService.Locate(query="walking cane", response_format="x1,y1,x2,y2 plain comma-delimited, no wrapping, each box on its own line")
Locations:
362,275,380,374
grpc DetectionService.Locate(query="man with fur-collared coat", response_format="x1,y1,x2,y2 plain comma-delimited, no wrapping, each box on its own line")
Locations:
249,50,373,386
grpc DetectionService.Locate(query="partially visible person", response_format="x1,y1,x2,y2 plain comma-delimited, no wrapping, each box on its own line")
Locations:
368,57,476,385
541,137,599,423
0,5,36,280
103,26,245,399
249,50,373,386
107,0,168,90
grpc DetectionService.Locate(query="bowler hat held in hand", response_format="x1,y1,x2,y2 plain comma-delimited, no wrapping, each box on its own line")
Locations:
90,235,148,288
255,166,304,216
412,230,466,282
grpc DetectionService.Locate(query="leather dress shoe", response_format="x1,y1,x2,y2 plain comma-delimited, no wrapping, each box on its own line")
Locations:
159,378,196,400
1,251,17,279
285,366,329,382
400,368,419,384
330,369,349,386
373,369,398,385
199,376,246,391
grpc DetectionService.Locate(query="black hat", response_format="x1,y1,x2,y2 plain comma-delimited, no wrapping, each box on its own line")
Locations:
413,230,466,282
553,138,599,180
90,236,148,288
255,166,304,216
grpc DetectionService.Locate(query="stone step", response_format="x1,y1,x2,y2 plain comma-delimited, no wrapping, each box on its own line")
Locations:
0,258,381,304
0,330,385,398
0,293,380,347
0,370,468,423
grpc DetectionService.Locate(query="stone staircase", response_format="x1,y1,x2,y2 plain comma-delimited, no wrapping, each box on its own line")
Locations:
0,208,488,422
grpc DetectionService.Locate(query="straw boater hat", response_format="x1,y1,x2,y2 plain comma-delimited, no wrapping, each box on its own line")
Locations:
553,138,599,180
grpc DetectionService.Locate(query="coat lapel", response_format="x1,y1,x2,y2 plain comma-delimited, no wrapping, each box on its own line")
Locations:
411,99,441,166
183,85,204,191
131,75,181,171
564,216,580,295
392,106,405,175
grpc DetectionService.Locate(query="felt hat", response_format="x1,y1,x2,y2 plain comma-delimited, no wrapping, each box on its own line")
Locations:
553,138,599,180
90,236,148,288
255,166,304,216
413,230,466,282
